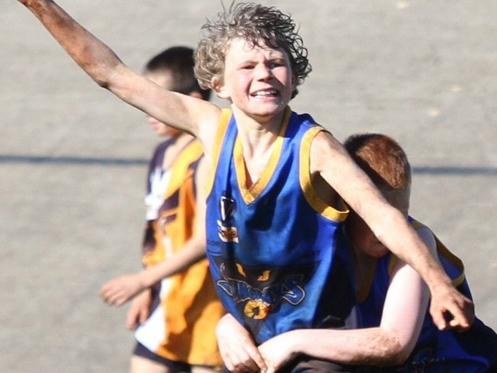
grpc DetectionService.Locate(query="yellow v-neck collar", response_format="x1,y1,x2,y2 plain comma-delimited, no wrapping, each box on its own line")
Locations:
234,109,291,204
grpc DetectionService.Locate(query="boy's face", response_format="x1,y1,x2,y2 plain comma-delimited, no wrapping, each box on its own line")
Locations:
346,188,410,258
144,71,182,138
215,38,295,122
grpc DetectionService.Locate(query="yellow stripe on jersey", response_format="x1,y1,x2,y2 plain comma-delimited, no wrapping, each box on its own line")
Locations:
164,140,203,200
234,108,290,204
205,108,231,198
299,126,349,222
388,220,465,288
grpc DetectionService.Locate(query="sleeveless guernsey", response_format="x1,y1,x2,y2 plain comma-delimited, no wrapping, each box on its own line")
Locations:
205,108,355,344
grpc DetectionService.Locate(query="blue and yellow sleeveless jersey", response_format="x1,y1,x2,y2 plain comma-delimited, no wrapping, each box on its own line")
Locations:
356,217,497,370
205,108,355,345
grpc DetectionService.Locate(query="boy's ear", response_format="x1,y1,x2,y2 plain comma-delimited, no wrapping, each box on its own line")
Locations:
211,76,230,99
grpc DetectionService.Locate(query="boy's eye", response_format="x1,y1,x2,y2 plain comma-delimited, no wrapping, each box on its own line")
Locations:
240,64,255,70
269,60,285,68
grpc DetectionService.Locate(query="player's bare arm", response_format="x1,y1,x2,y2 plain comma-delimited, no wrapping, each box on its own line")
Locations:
258,226,446,369
17,0,221,157
309,130,474,330
376,226,437,359
100,158,209,306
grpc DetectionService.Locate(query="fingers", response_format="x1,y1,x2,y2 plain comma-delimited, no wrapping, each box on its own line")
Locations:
430,293,475,331
430,304,448,331
126,308,140,330
139,306,150,325
225,356,260,373
100,282,127,306
447,297,474,331
245,346,267,372
125,293,151,330
220,341,265,373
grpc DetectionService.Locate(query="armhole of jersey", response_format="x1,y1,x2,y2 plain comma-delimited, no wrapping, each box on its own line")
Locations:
164,140,203,199
389,220,466,287
205,108,232,198
299,126,349,222
387,255,399,278
435,236,466,287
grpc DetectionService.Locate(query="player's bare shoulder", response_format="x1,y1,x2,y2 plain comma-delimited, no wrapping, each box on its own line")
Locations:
309,130,350,175
308,130,346,210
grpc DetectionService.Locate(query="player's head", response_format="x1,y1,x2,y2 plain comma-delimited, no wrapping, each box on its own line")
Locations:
344,133,412,257
144,46,211,137
194,2,311,112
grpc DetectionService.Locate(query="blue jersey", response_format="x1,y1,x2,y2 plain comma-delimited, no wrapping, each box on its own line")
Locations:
357,217,497,371
205,108,355,344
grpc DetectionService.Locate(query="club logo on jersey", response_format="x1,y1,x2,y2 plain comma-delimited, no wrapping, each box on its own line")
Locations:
217,194,239,242
214,260,308,320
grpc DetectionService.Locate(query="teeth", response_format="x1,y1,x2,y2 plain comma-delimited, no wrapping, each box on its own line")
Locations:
253,90,277,97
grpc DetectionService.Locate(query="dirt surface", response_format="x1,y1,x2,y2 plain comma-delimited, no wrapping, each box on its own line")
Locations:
1,1,496,372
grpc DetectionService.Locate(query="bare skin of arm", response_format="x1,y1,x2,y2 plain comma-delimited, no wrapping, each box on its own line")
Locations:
100,158,209,306
258,228,437,371
17,0,221,158
216,313,267,373
309,131,473,330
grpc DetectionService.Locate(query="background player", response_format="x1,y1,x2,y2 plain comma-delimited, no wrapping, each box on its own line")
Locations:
100,46,224,373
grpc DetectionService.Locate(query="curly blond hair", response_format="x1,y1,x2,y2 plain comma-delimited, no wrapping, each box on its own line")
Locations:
194,2,311,98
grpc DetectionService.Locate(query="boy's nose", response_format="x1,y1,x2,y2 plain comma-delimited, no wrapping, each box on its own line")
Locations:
254,63,272,80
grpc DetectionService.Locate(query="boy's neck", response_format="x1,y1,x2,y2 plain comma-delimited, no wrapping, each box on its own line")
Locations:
231,105,288,188
231,104,287,154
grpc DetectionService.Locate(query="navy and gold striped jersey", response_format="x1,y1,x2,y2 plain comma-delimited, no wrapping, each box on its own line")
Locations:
136,139,224,366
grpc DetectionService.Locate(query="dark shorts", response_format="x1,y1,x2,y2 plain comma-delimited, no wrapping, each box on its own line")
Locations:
133,342,192,373
222,357,366,373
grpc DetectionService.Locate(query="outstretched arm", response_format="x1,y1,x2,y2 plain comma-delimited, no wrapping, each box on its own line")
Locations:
17,0,220,153
310,131,473,330
259,229,435,371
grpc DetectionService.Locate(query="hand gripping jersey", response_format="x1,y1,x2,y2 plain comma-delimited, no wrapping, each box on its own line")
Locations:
135,139,224,366
357,217,497,371
205,108,355,345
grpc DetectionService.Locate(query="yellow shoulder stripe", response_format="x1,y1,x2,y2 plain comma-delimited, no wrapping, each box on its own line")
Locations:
299,126,349,222
205,109,232,197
